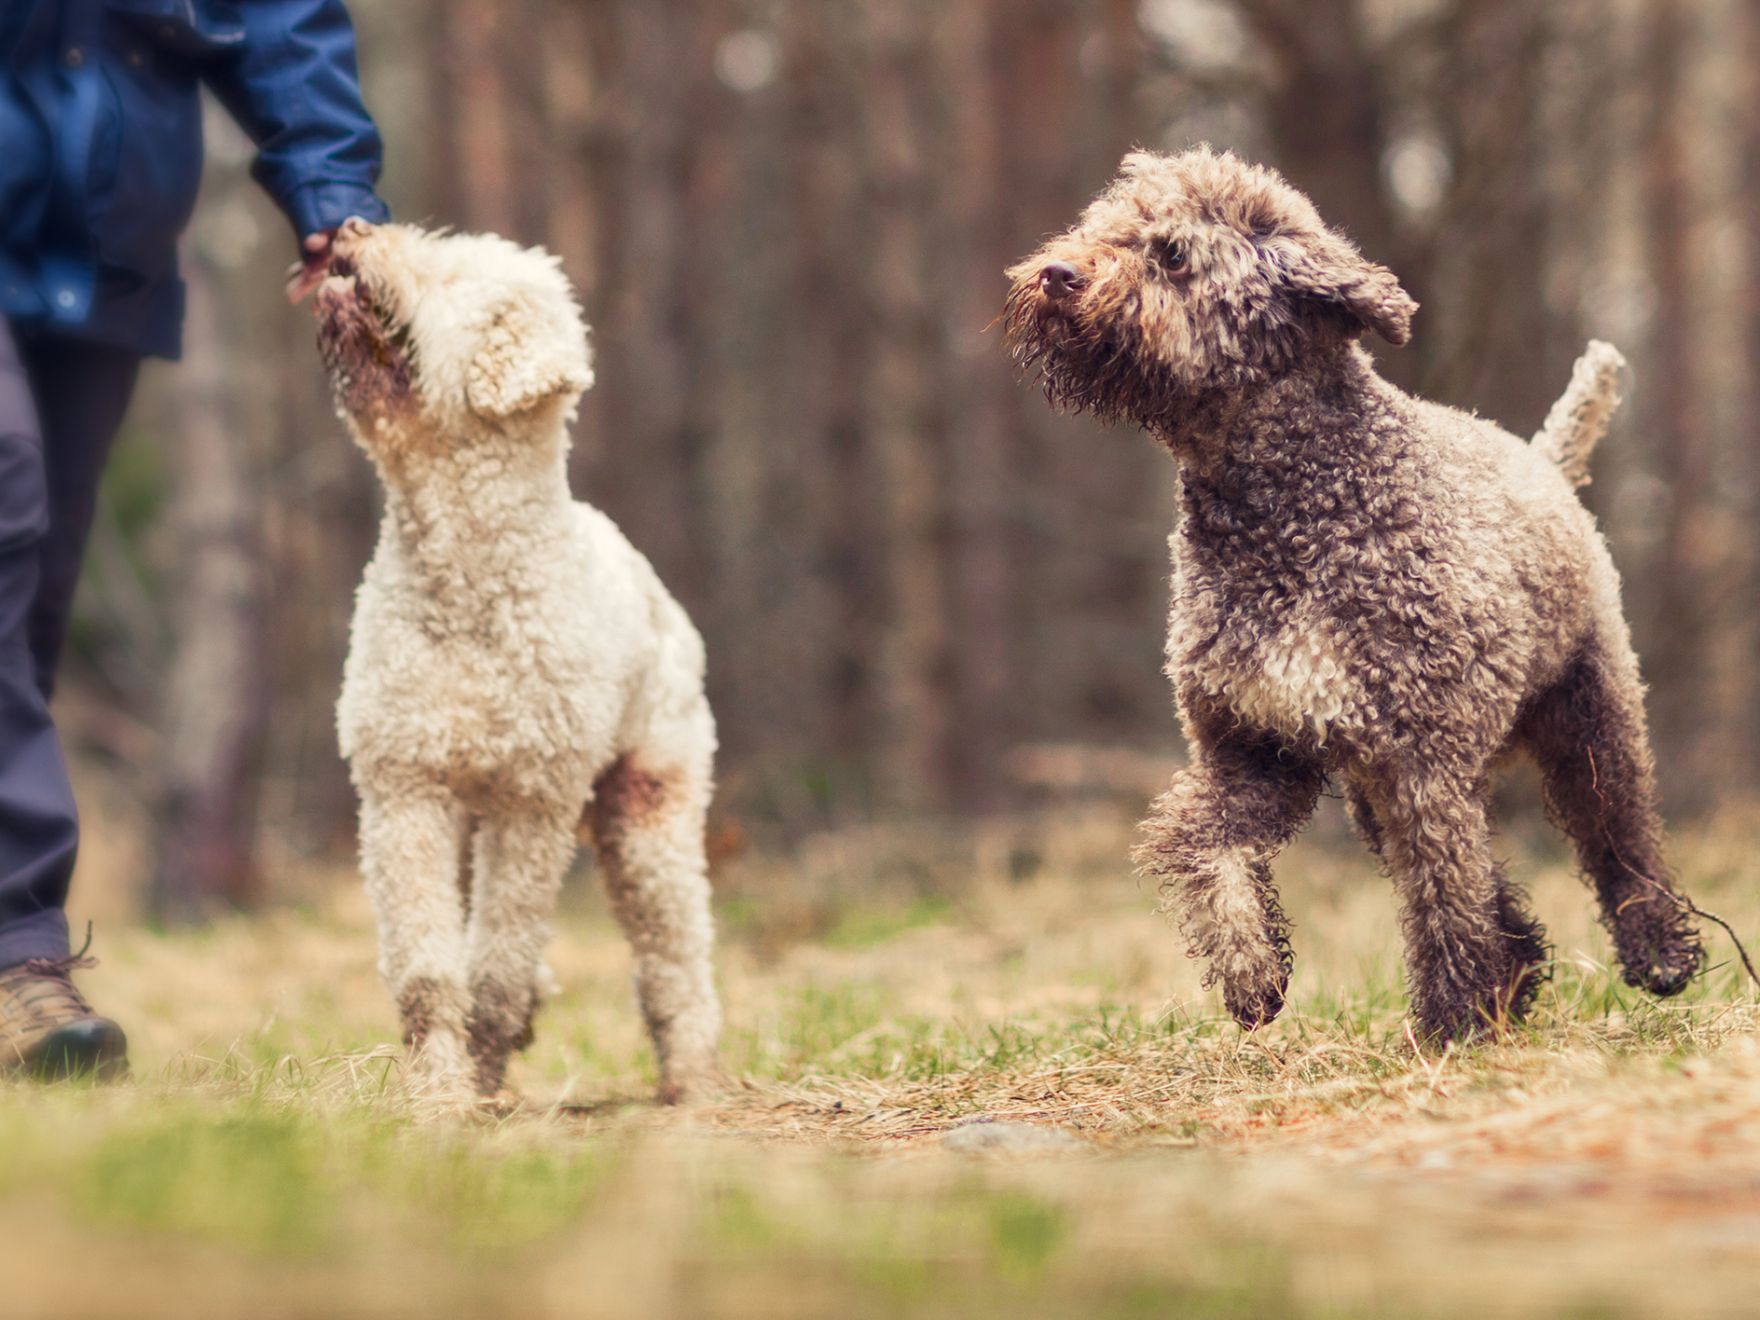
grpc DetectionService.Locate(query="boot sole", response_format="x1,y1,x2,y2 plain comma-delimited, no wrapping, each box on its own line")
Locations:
18,1019,130,1084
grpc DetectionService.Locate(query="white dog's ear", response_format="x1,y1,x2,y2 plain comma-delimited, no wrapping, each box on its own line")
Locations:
1268,228,1417,346
466,302,595,418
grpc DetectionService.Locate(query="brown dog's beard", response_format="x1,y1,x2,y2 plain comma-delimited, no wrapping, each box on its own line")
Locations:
1002,279,1183,432
315,271,413,421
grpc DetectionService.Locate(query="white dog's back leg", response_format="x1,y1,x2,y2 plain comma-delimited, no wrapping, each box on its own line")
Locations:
591,715,719,1103
461,804,575,1096
357,784,473,1102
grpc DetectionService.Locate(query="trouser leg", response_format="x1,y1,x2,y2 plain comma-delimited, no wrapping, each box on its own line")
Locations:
19,336,139,699
0,321,74,967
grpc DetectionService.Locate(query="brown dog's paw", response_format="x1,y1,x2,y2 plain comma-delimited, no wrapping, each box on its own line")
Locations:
1411,978,1517,1046
1410,1010,1484,1047
1222,976,1287,1031
1621,936,1704,999
1615,907,1704,999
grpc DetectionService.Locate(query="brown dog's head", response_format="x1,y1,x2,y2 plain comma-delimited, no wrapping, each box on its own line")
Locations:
1003,147,1416,430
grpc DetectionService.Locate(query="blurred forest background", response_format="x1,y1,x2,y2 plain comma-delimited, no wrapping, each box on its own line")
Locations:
67,0,1760,913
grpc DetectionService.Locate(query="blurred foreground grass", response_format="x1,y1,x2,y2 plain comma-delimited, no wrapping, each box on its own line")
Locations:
9,799,1760,1317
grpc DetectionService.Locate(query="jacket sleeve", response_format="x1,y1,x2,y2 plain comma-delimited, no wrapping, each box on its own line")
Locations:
200,0,391,238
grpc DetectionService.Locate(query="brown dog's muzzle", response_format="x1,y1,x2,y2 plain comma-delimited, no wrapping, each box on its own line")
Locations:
1039,261,1085,301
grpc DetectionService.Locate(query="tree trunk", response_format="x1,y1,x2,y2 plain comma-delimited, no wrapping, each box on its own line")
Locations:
1243,0,1398,261
1642,0,1706,802
942,0,1010,810
1422,1,1555,424
862,1,955,810
1743,0,1760,779
783,3,881,793
149,254,271,920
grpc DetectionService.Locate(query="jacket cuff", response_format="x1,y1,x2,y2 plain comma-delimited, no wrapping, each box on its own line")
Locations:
282,181,391,239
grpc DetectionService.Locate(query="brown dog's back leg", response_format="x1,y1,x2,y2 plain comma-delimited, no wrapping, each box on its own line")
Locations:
1520,647,1702,997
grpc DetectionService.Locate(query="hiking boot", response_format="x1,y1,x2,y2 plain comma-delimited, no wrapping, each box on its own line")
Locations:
0,952,128,1082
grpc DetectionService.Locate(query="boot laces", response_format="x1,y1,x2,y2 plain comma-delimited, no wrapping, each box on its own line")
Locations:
2,927,100,1029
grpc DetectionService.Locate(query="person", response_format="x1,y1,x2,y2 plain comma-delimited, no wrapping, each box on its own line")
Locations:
0,0,388,1079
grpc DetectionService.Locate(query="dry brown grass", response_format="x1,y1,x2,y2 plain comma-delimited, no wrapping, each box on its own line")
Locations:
11,791,1760,1317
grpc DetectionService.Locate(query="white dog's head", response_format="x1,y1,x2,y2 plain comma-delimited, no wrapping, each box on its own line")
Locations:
314,220,594,454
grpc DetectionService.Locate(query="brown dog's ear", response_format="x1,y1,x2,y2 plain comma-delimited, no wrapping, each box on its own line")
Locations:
1266,228,1417,346
466,301,594,418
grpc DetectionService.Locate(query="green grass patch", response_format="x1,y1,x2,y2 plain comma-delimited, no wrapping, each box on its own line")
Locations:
822,895,956,950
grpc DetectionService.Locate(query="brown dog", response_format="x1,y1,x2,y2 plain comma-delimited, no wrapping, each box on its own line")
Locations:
1004,147,1701,1040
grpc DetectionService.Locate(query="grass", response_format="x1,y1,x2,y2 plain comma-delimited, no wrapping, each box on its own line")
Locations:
11,796,1760,1317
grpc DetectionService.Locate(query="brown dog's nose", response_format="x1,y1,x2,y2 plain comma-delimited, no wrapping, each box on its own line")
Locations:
1039,262,1083,300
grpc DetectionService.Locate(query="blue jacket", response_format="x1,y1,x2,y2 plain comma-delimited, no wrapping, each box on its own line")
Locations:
1,0,389,359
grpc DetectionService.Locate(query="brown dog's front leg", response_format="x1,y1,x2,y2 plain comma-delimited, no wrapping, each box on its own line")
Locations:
1135,731,1323,1029
1350,780,1552,1022
1367,772,1518,1041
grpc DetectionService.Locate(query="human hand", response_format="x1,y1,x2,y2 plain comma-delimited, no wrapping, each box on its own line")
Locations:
286,229,340,305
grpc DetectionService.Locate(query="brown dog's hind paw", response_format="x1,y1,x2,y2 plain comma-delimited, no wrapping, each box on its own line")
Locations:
1621,939,1703,999
1615,908,1703,999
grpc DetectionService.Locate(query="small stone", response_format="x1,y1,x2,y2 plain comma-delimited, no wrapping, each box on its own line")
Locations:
942,1118,1082,1153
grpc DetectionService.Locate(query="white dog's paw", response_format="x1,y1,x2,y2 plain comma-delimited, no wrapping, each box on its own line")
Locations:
402,1034,476,1114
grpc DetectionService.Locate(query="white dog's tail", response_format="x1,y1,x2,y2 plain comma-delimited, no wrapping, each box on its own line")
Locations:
1532,339,1627,489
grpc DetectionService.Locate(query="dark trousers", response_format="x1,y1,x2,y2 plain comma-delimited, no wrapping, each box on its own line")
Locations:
0,319,139,968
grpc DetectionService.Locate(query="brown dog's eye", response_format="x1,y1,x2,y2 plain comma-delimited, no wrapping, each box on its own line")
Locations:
1154,239,1190,278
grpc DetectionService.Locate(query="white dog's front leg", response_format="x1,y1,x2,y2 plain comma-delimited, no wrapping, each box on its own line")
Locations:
357,785,473,1104
462,804,576,1096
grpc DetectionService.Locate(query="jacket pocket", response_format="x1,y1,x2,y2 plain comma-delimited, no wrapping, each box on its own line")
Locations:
90,60,206,278
105,0,245,58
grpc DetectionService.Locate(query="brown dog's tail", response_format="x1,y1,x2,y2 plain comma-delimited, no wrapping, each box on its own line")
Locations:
1531,340,1626,489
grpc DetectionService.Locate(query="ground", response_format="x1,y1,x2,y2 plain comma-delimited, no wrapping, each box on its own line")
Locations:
9,791,1760,1318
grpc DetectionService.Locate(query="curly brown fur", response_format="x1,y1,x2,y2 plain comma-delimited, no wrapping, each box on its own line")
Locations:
1492,868,1552,1021
1532,340,1625,489
1006,146,1700,1041
1350,783,1553,1025
1519,647,1703,995
1134,708,1322,1028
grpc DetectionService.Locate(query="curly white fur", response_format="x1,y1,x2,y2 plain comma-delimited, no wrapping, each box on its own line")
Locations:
316,221,720,1106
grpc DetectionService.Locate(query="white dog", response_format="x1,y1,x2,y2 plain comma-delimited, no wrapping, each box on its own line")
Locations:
314,220,720,1105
